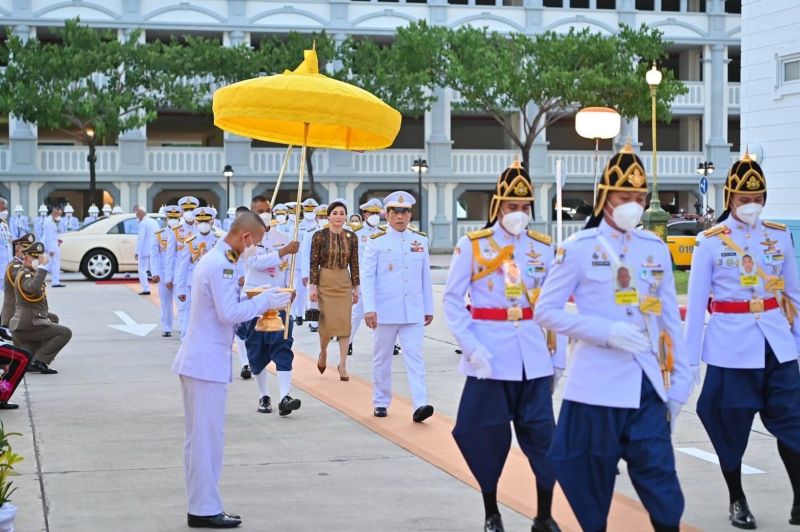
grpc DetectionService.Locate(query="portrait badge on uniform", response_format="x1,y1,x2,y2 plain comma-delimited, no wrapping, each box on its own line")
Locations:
738,253,759,287
503,259,523,300
410,240,424,253
555,247,566,264
614,265,639,305
222,268,233,279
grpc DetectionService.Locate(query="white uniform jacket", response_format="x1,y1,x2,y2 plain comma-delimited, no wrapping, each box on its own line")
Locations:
10,215,29,240
535,220,692,408
149,228,169,279
361,226,434,325
444,223,566,381
171,242,264,383
165,222,197,286
685,217,800,369
243,228,289,291
136,216,159,259
42,217,60,255
176,231,220,297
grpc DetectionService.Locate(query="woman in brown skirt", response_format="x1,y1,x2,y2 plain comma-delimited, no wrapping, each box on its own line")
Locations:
309,199,360,381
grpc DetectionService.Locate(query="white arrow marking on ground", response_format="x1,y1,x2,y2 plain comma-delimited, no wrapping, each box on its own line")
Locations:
108,310,157,338
677,447,765,475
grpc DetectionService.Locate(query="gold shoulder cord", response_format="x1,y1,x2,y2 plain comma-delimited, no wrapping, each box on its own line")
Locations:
14,270,45,304
471,237,513,282
5,263,18,285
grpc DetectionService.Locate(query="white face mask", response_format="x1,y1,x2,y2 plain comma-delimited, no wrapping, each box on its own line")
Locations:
0,211,7,221
31,259,40,269
303,211,315,221
65,213,72,218
276,214,287,223
183,212,195,223
367,214,380,227
167,218,180,228
259,212,272,224
53,216,61,222
288,214,296,222
736,202,763,227
609,202,644,232
500,211,530,236
197,222,211,234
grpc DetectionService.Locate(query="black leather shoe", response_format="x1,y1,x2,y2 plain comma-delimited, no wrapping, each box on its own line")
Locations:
790,504,800,525
138,291,151,295
223,512,240,520
532,517,561,532
309,325,319,333
258,396,272,414
240,365,251,380
0,402,19,410
278,395,301,416
0,327,12,341
485,513,504,532
187,512,241,528
730,498,756,529
413,405,434,423
51,284,65,288
162,331,172,337
31,360,57,374
295,316,303,326
373,407,387,418
393,344,401,356
348,343,353,356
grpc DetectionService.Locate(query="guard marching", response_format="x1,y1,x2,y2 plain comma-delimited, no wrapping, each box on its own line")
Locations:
443,161,564,532
535,143,692,532
685,152,800,529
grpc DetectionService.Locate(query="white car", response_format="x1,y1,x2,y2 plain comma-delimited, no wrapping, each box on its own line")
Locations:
59,213,166,281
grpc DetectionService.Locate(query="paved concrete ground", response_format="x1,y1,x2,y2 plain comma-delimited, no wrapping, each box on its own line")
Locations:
2,265,798,531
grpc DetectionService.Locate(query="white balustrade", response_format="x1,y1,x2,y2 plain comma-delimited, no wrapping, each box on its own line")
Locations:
38,146,119,173
641,151,703,176
673,81,704,107
550,221,585,241
547,151,610,178
729,83,741,107
353,150,419,175
548,150,705,178
147,147,223,174
456,221,486,239
452,150,520,175
251,149,329,176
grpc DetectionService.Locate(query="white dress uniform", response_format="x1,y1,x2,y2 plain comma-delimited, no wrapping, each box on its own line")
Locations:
150,207,180,336
10,207,29,240
349,216,384,347
166,196,200,336
361,196,434,412
171,241,288,518
83,204,100,227
59,204,81,232
136,214,159,293
42,215,62,286
33,206,48,241
291,208,319,322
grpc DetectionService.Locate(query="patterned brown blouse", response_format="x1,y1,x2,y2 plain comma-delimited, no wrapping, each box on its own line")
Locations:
309,228,360,286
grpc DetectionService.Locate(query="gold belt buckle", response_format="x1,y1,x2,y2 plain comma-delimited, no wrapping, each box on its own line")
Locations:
506,305,523,321
749,297,765,313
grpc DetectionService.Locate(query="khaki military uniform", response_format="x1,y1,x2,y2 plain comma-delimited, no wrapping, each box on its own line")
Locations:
10,266,71,365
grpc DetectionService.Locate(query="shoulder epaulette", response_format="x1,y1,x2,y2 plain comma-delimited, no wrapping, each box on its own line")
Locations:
467,228,493,241
183,234,196,243
409,227,427,237
350,223,363,232
212,227,225,238
370,231,387,240
378,224,387,231
763,220,787,231
155,228,165,234
703,224,728,238
526,229,552,245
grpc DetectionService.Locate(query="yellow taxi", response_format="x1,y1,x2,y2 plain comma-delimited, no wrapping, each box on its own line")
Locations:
666,219,702,269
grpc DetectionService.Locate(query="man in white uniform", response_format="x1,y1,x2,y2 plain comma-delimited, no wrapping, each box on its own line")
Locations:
135,206,159,295
347,198,384,356
83,204,100,226
101,203,112,217
165,196,199,338
171,212,290,529
300,204,328,332
361,191,435,422
151,205,181,337
42,207,64,287
34,204,48,241
0,199,11,290
291,198,319,325
10,205,29,240
60,203,80,232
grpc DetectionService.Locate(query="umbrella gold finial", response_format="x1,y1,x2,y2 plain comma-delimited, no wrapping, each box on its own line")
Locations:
292,48,319,75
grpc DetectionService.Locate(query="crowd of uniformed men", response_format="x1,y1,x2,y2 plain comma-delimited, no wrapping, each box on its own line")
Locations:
0,143,799,532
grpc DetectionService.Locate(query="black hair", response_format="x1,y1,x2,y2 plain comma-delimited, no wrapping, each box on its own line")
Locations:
251,195,268,204
235,206,250,215
328,201,348,215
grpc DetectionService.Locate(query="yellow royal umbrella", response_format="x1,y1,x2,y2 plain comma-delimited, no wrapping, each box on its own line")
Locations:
213,47,401,335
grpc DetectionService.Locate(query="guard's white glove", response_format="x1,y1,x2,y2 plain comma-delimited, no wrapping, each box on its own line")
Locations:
667,399,683,434
607,322,650,354
467,346,493,379
691,365,702,385
552,367,564,392
254,286,291,313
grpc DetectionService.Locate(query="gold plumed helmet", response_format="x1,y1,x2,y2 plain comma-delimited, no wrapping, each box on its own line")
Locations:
593,142,648,216
488,160,534,225
723,151,766,210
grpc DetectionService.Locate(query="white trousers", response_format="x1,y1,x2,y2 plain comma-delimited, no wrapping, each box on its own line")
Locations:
180,375,228,516
50,248,61,285
349,298,364,344
179,289,192,340
158,279,173,334
291,272,306,319
137,255,150,292
372,323,427,409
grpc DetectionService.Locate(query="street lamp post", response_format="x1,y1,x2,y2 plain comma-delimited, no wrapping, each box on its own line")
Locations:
696,160,715,222
411,158,428,232
223,165,234,211
641,62,669,242
85,126,98,209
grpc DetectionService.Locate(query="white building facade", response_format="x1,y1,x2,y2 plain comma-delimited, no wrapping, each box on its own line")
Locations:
0,0,743,250
740,0,800,245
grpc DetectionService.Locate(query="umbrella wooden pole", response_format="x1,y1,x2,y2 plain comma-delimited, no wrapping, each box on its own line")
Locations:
284,124,309,338
270,145,293,207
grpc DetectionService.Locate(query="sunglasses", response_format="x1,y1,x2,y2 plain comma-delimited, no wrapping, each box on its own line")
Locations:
390,208,412,214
